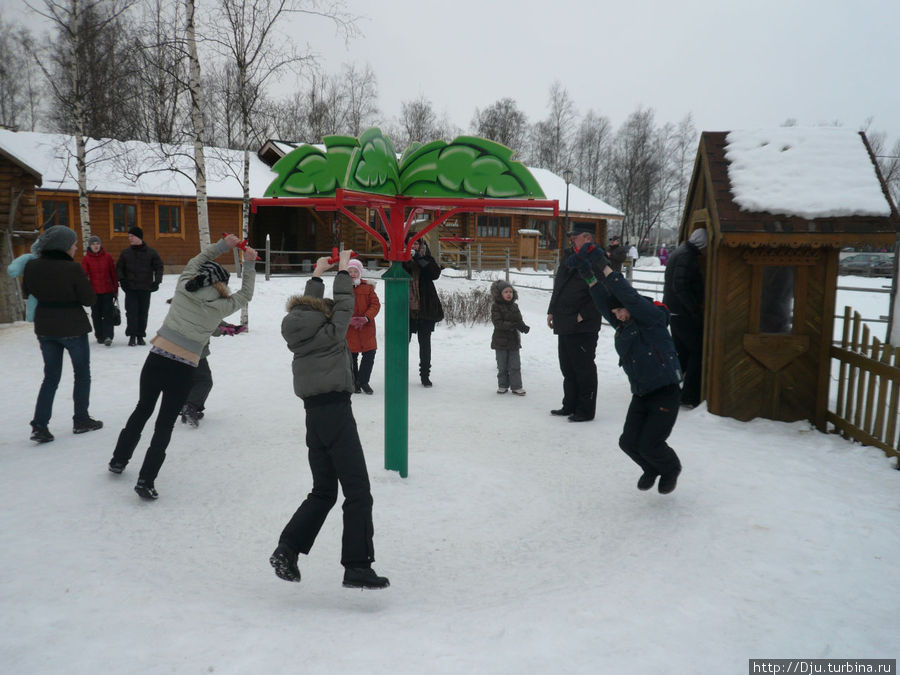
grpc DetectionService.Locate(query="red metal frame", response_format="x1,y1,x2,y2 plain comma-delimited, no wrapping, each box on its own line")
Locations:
251,189,559,262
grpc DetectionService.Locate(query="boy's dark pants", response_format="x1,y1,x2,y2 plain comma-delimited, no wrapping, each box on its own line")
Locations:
124,289,152,338
619,383,682,477
186,357,213,411
279,399,375,568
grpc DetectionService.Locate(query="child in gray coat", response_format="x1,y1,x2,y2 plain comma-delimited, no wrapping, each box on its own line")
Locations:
270,250,389,590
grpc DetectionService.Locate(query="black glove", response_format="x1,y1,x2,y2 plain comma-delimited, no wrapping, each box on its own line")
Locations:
575,243,610,274
519,323,530,334
151,283,160,292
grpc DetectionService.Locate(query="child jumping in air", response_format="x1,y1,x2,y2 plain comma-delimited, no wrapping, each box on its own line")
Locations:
490,280,530,395
270,250,389,590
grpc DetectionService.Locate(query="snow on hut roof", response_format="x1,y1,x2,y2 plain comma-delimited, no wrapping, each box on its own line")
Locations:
0,130,276,200
724,127,891,219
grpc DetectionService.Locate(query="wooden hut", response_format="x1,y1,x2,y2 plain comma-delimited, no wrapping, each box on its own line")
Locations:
680,128,899,428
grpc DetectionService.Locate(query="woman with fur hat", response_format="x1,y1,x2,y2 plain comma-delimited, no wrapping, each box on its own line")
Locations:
402,233,443,387
345,258,380,394
81,235,118,346
108,235,257,500
490,279,530,395
22,225,103,443
269,249,389,590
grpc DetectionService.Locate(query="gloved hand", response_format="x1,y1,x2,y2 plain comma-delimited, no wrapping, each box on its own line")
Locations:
519,323,530,334
151,283,160,292
575,242,611,273
217,322,247,336
349,316,368,329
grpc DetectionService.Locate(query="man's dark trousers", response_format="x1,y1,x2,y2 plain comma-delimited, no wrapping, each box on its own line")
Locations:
558,332,598,419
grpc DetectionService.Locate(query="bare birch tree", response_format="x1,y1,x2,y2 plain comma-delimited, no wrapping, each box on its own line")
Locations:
26,0,137,246
573,110,611,197
0,20,41,131
470,97,529,154
529,80,576,173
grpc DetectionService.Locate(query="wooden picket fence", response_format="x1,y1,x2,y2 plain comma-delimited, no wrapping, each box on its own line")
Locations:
828,306,900,464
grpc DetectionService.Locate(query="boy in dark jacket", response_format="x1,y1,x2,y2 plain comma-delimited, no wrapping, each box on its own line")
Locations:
270,250,389,590
116,226,163,346
490,279,530,395
568,244,684,494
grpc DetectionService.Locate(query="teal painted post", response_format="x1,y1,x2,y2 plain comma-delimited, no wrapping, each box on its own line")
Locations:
382,262,410,477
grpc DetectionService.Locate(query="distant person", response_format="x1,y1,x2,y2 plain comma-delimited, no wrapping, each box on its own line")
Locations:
345,258,380,395
7,240,42,322
606,235,627,272
627,243,639,264
567,243,683,494
658,246,669,266
663,227,707,408
490,279,530,395
270,250,389,590
403,234,444,387
81,235,119,346
22,226,103,443
116,226,163,346
547,223,603,422
108,235,257,500
179,320,246,427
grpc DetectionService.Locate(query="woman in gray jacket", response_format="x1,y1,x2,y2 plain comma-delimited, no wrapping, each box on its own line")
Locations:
108,235,257,499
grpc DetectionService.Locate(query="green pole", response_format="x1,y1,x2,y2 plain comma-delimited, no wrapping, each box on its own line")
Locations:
382,261,410,477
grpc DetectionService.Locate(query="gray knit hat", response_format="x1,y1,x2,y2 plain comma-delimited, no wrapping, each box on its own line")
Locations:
87,235,101,247
688,228,708,250
38,225,77,253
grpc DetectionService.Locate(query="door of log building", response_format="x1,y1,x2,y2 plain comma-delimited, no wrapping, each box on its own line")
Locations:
705,245,835,428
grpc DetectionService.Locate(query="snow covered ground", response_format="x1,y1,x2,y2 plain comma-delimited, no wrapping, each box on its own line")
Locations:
1,265,897,674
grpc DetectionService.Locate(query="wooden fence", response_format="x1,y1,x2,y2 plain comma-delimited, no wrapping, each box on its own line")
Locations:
828,306,900,464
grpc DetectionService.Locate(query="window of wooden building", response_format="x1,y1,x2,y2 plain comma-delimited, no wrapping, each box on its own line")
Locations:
41,200,70,228
476,215,511,238
111,202,138,235
759,266,796,334
156,203,183,237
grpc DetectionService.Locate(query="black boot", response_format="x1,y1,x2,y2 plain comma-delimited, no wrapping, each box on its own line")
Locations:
269,545,301,582
637,472,657,491
343,566,389,589
658,468,681,494
30,424,54,443
128,335,136,346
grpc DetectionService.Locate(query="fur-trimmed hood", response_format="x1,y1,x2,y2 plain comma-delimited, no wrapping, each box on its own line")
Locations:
286,294,335,316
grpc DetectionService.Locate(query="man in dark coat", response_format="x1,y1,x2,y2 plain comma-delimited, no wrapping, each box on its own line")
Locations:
546,223,603,422
116,226,163,346
403,234,444,387
663,227,707,407
22,225,103,442
606,234,628,272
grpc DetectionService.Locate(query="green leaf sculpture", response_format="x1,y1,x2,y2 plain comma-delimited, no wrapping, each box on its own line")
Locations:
262,128,545,200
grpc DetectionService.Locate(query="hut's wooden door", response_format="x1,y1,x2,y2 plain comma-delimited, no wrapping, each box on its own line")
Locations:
518,232,539,270
707,246,835,424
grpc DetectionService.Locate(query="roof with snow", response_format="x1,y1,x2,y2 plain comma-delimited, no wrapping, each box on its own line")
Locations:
687,129,898,241
0,130,276,200
725,128,892,219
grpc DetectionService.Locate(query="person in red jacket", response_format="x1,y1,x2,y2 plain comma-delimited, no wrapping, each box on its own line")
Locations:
81,235,119,346
345,259,380,394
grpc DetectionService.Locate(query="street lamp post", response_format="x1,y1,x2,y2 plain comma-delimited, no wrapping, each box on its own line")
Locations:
562,168,573,239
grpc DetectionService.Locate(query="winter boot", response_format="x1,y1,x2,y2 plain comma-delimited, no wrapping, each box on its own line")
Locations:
134,479,159,500
360,384,374,395
74,418,103,434
180,403,201,428
637,472,657,491
128,335,136,346
343,566,390,589
136,337,146,346
658,468,681,495
497,387,508,394
108,458,127,474
269,545,301,582
511,388,526,396
30,424,54,444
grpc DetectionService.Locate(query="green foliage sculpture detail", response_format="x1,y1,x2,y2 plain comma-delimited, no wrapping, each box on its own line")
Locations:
264,127,545,200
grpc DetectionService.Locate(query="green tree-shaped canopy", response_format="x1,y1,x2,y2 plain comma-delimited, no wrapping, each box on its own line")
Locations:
264,127,545,200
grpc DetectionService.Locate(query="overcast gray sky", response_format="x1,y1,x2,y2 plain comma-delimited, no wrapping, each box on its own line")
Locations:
8,0,900,143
